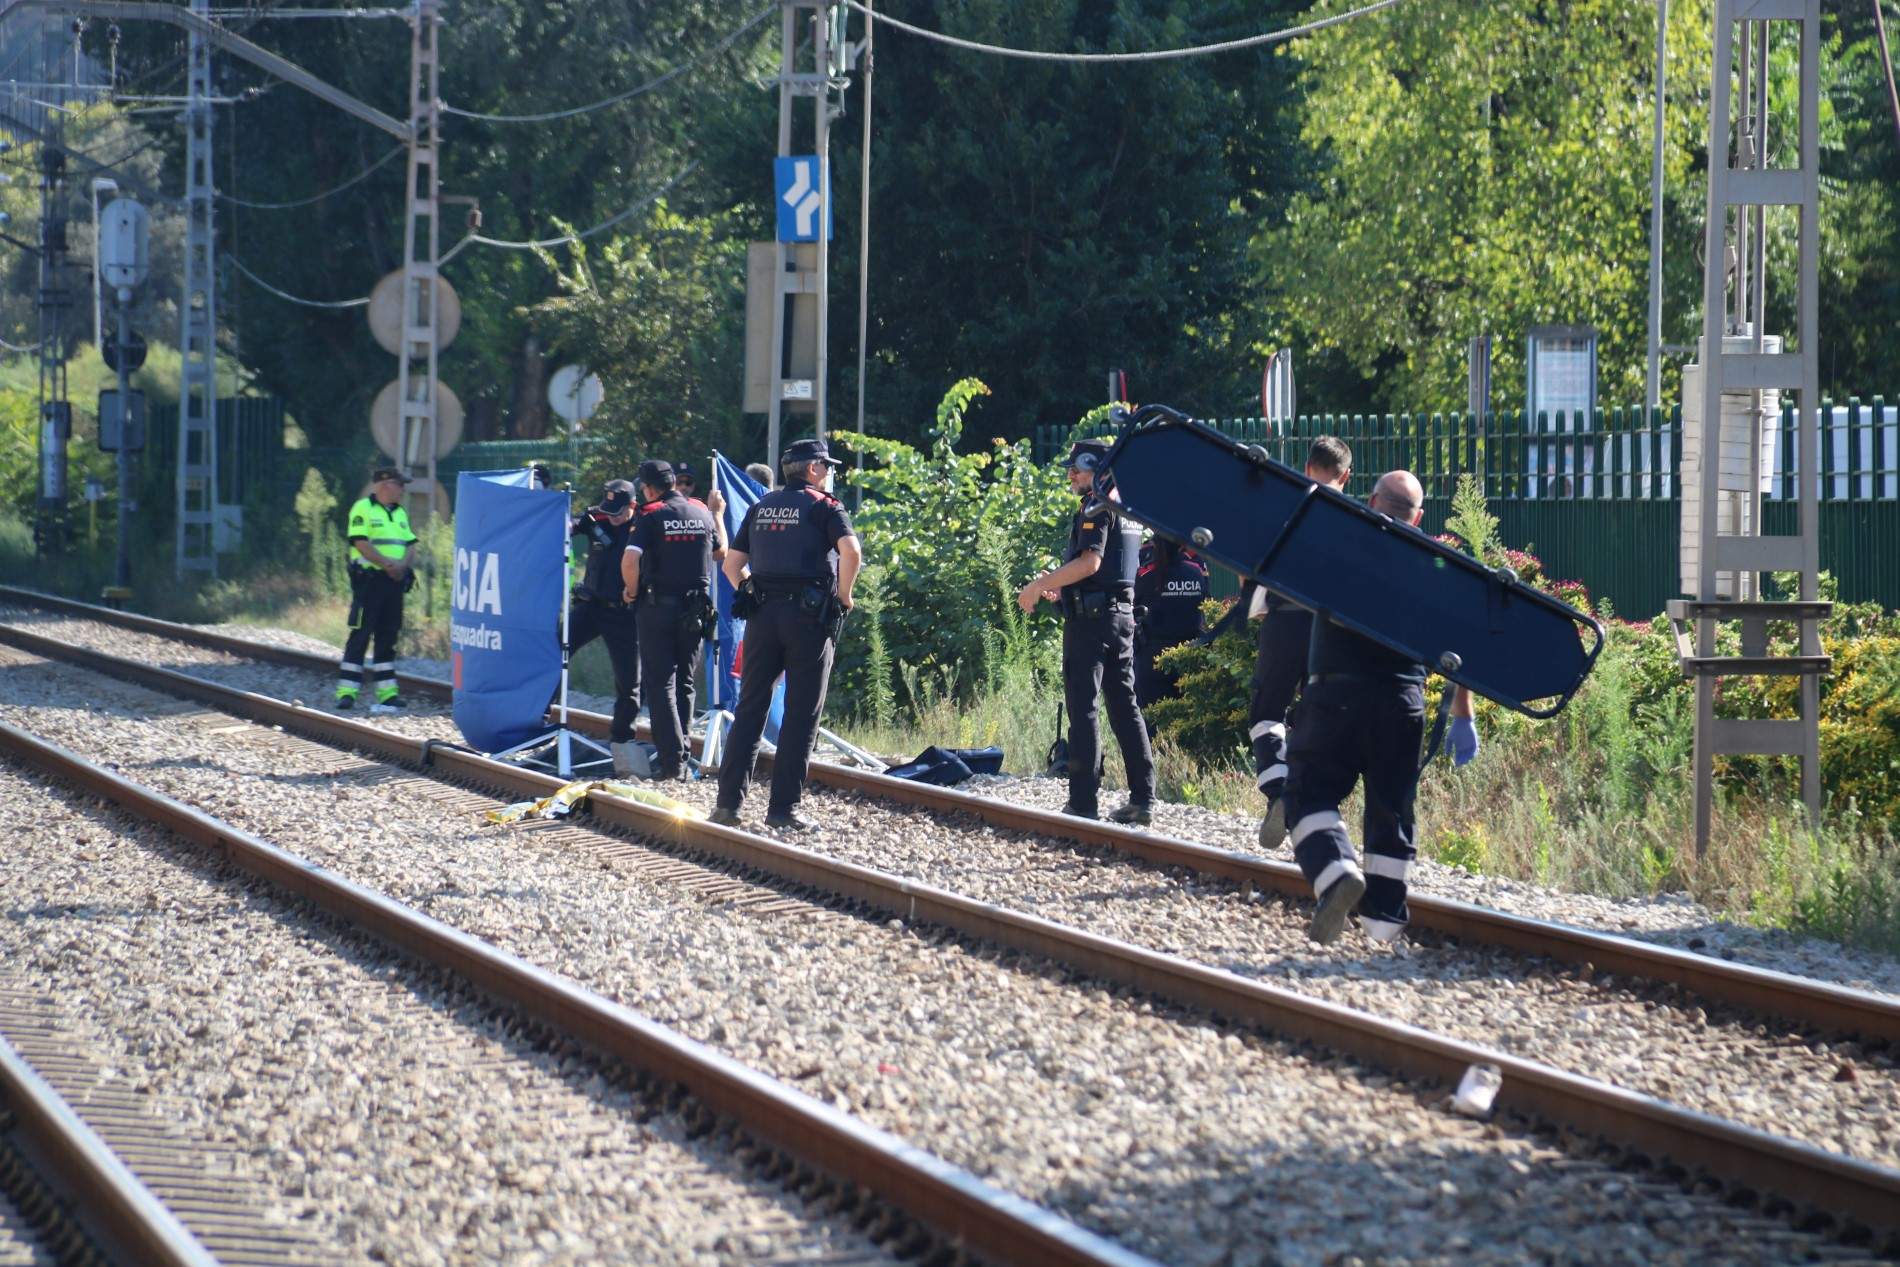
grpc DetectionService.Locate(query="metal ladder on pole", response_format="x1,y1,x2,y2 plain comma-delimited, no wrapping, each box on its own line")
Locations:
394,0,441,502
175,0,219,578
1670,0,1828,853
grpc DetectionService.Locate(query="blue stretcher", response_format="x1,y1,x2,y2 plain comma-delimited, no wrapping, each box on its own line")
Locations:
1094,407,1603,718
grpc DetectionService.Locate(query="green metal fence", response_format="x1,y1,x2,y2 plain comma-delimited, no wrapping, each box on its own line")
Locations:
1033,398,1900,618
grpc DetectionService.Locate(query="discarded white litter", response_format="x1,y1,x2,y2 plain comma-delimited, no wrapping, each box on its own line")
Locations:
1452,1063,1502,1117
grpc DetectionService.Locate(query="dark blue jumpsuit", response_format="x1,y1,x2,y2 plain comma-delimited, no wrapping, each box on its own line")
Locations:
1281,618,1428,942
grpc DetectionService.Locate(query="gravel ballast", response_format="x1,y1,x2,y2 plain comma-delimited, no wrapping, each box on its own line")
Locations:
3,610,1895,1170
0,761,901,1267
7,602,1895,1001
0,642,1884,1263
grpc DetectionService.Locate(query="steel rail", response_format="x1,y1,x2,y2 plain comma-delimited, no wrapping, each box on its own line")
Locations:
5,584,1897,1045
2,618,1898,1245
0,714,1151,1267
0,1032,218,1267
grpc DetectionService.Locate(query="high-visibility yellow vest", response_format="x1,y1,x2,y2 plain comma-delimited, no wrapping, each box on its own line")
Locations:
346,496,417,569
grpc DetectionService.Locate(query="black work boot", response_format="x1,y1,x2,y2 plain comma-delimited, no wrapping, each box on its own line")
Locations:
763,808,814,832
707,805,741,827
1060,800,1099,821
1108,800,1153,827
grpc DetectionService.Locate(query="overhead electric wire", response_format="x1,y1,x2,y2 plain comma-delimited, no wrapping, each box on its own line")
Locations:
839,0,1411,62
440,160,701,261
440,4,773,123
220,142,402,208
0,336,45,353
228,255,369,307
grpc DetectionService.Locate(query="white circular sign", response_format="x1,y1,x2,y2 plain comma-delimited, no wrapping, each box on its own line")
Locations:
548,364,604,424
368,270,462,357
370,378,464,461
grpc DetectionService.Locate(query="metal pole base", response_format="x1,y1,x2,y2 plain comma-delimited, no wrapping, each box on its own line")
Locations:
490,727,614,780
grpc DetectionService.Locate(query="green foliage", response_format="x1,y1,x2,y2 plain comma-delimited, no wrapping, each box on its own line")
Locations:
1144,599,1253,766
1428,824,1489,875
1443,473,1501,564
529,206,752,481
829,378,1074,714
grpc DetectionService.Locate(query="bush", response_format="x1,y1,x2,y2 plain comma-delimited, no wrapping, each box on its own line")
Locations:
829,379,1075,716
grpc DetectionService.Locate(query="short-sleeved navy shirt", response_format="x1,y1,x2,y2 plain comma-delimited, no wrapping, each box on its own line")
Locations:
1062,501,1140,602
631,490,719,594
733,477,854,585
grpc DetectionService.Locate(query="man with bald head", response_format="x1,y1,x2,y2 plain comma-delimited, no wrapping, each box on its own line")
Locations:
1283,469,1476,945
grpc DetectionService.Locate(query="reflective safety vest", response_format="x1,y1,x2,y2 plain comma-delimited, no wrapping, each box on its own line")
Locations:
346,496,417,570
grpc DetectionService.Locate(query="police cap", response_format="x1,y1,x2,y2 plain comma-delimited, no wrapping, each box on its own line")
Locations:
1059,440,1111,472
370,466,413,485
635,459,674,489
781,436,843,468
600,478,636,513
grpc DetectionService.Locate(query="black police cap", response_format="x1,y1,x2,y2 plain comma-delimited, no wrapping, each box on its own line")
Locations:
1059,440,1111,471
370,466,414,485
781,437,843,468
636,459,674,488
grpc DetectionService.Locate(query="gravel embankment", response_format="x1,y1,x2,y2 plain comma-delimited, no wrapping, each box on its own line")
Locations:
9,603,1897,1002
0,1194,49,1267
0,761,899,1267
0,642,1880,1265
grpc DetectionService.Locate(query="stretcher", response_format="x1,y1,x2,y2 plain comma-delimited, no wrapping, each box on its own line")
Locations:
1094,406,1603,717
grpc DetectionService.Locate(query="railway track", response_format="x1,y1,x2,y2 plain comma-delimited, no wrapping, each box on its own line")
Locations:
0,598,1895,1258
0,718,1144,1267
3,584,1892,1047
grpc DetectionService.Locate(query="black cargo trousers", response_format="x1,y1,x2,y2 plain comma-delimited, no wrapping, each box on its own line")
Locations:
1281,675,1427,942
568,598,641,743
1061,597,1155,813
636,592,707,778
1249,605,1312,800
716,593,836,816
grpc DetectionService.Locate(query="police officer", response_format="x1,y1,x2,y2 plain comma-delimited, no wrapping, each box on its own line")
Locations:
1250,436,1352,848
568,478,643,761
1133,536,1208,715
623,459,726,781
335,466,419,712
710,437,861,830
1282,470,1477,945
1017,439,1155,824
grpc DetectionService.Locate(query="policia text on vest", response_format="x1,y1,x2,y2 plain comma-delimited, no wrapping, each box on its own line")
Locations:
335,467,419,712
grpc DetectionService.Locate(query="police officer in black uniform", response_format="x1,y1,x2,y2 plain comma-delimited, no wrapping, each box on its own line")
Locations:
1282,470,1476,945
623,459,725,781
709,437,861,831
1249,436,1353,848
1133,536,1208,715
568,478,642,757
1017,439,1156,824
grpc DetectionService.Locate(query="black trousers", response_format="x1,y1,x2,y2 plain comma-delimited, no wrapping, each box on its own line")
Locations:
1062,607,1155,811
568,600,641,742
716,597,835,815
339,568,404,699
1282,676,1426,941
637,599,705,777
1249,606,1312,799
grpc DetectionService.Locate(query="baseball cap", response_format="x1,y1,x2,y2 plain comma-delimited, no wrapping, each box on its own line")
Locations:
635,459,675,488
781,436,843,468
1059,440,1111,472
600,478,635,513
674,462,697,483
370,466,413,485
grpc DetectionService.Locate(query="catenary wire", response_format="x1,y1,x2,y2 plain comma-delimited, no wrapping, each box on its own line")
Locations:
439,160,701,261
440,4,773,123
228,254,370,308
839,0,1411,63
220,142,403,208
0,336,45,353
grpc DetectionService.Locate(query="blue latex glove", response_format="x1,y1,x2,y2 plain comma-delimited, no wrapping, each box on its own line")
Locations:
1448,716,1480,767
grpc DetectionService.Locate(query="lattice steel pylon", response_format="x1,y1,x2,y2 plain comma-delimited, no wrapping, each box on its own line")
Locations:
175,0,220,578
393,0,441,502
1670,0,1828,854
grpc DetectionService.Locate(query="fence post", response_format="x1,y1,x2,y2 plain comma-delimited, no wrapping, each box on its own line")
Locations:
1875,395,1891,500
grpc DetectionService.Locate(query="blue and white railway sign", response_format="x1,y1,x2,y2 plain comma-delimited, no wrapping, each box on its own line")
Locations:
775,156,832,242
